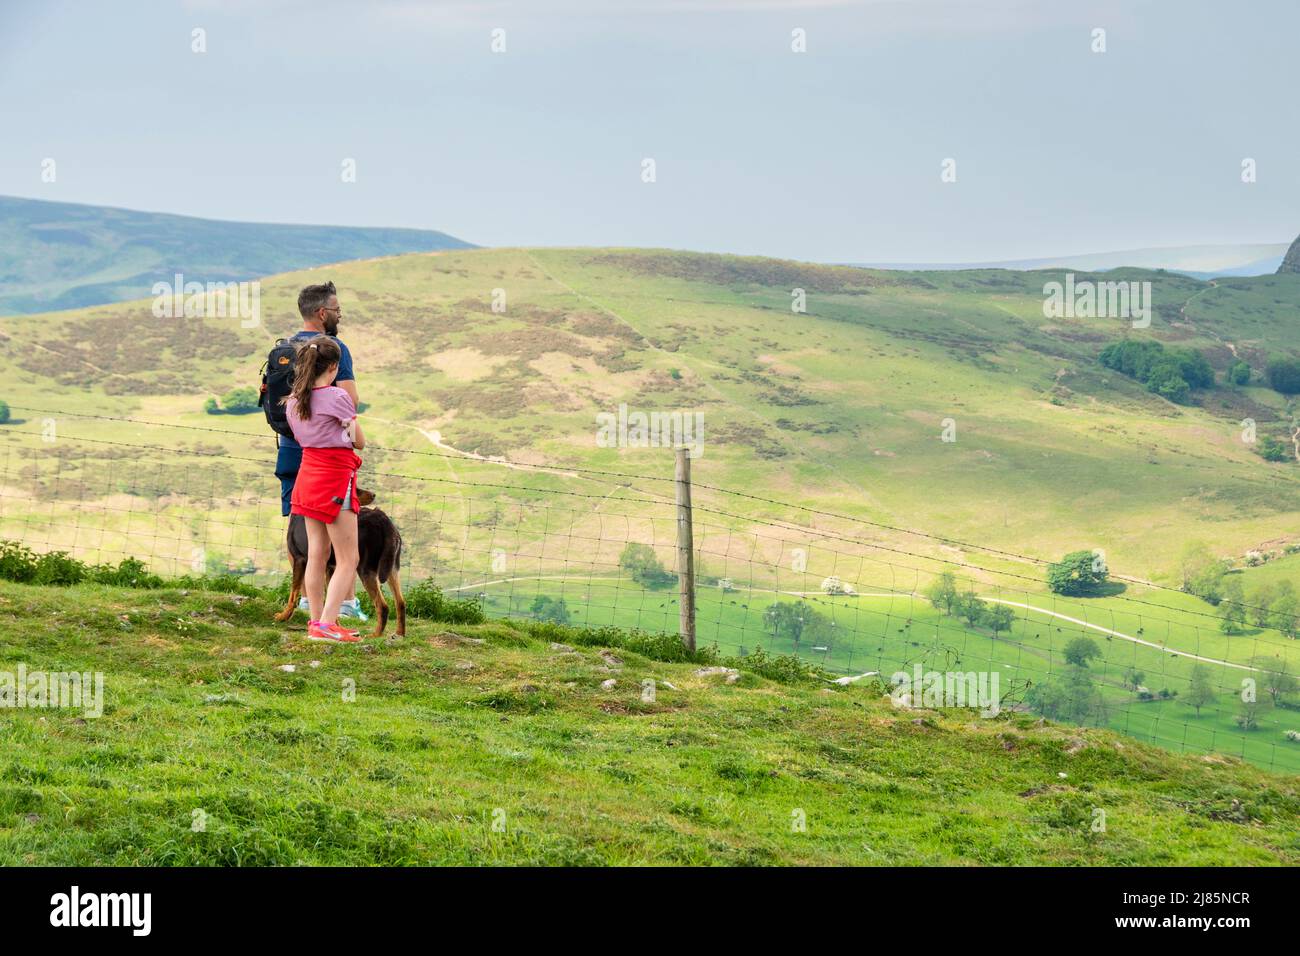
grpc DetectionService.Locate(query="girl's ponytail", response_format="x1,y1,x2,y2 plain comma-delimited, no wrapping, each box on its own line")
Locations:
285,336,342,420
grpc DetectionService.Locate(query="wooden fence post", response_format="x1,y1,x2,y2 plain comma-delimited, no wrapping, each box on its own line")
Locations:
675,446,696,653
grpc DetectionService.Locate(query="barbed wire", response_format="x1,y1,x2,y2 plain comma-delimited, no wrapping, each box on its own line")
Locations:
8,404,1290,623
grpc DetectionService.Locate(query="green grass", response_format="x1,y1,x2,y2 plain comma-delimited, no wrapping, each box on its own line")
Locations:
0,578,1297,865
474,576,1300,774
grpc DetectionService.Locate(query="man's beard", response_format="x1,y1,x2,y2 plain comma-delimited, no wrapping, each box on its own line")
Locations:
323,316,339,336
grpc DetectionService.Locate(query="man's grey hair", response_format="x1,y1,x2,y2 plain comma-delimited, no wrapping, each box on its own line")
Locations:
297,281,337,319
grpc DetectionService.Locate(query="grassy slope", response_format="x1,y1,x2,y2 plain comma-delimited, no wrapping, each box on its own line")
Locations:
2,247,1300,775
0,579,1296,866
3,246,1298,577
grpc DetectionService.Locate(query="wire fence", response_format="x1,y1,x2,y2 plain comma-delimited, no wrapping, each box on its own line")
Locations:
1,410,1299,775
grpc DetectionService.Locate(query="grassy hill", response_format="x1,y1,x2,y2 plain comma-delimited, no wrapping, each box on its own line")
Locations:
2,245,1298,575
2,246,1300,774
0,195,474,315
0,578,1296,865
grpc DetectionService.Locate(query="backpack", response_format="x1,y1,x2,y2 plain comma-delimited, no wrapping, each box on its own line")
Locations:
258,337,301,438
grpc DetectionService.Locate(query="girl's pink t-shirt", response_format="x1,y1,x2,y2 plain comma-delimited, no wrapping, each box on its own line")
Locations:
285,386,355,449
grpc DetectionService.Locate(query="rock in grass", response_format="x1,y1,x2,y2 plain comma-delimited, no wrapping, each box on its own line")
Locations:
549,642,575,653
599,651,623,667
694,666,740,684
601,678,617,690
277,664,296,673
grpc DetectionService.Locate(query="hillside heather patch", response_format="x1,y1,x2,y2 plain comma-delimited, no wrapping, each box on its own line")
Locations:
588,251,883,293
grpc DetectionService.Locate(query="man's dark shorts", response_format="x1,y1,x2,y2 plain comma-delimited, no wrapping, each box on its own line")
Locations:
275,442,303,518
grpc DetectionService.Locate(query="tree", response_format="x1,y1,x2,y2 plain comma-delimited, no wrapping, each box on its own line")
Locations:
1123,667,1146,691
1030,666,1108,726
1186,664,1216,716
1219,576,1247,634
1062,636,1101,667
1227,360,1251,386
763,602,785,639
762,600,826,649
1266,357,1300,395
1047,550,1108,596
221,387,260,413
1252,656,1298,706
1236,699,1261,731
1257,436,1290,462
618,543,675,590
925,571,958,615
1269,588,1299,638
1180,542,1228,604
1145,359,1190,403
985,604,1015,638
956,590,988,628
1251,583,1279,628
529,595,570,625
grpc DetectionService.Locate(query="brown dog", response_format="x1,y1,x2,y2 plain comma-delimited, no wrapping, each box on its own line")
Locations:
274,488,406,638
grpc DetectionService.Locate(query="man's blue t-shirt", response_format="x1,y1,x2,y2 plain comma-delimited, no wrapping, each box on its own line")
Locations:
278,330,355,451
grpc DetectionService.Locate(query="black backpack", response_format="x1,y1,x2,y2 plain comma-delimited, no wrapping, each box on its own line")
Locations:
258,338,300,438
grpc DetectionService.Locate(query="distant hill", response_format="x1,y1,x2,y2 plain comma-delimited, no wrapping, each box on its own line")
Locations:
0,195,475,315
1278,233,1300,274
854,242,1288,279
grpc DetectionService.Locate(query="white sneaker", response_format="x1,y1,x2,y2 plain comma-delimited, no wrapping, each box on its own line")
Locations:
339,598,369,622
298,597,311,612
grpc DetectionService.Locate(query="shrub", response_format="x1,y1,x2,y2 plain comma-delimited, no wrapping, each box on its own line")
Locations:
1098,341,1212,404
1063,636,1102,667
33,551,86,586
205,388,260,415
90,557,164,589
0,400,9,424
0,541,38,583
723,645,827,684
404,579,485,624
618,543,676,590
1266,357,1300,395
1228,361,1251,386
1047,549,1108,596
1257,437,1290,462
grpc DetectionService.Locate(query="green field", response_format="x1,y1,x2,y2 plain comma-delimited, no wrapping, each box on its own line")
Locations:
0,578,1296,865
1,246,1299,775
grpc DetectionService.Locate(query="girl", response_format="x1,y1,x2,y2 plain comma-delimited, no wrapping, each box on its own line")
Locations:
284,336,366,643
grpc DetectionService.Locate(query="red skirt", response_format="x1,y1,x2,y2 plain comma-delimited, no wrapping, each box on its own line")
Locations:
291,447,363,523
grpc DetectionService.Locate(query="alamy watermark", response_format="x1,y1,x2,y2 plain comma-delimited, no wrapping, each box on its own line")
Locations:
596,403,704,459
152,273,261,328
1043,273,1151,328
890,664,1000,717
0,664,104,718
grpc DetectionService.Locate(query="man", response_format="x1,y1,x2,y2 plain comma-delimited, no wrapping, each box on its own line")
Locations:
276,280,368,622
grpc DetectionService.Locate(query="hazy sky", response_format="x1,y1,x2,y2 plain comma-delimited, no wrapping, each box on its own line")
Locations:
1,0,1296,262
